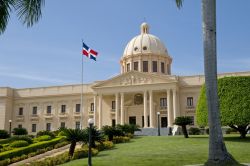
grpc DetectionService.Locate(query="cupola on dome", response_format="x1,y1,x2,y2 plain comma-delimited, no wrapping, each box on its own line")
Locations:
123,22,169,57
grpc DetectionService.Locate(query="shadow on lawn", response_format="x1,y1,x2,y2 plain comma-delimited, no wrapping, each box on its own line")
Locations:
188,135,250,143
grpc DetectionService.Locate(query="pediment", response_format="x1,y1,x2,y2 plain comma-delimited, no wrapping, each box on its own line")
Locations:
92,71,177,88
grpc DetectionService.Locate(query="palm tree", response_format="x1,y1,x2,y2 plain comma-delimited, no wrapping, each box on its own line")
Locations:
60,128,87,157
175,0,239,165
0,0,44,35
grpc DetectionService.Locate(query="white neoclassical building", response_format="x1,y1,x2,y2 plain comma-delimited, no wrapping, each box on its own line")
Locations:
1,23,250,134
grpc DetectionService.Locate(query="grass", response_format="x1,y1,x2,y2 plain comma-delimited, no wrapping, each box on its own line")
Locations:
61,135,250,166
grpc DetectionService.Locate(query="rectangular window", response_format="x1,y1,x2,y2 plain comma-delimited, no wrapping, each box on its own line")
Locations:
161,62,165,73
61,122,66,128
32,124,36,132
90,103,94,112
76,104,80,113
187,97,194,107
19,107,23,115
32,106,37,115
143,61,148,72
18,124,22,128
152,61,158,72
134,62,138,71
61,105,66,113
112,119,116,127
47,106,52,114
112,101,116,109
75,121,80,129
46,123,51,131
126,63,130,72
160,98,167,108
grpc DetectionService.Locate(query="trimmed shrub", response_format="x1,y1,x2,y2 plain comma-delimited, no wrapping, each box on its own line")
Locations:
188,127,201,135
54,141,69,149
103,141,114,150
72,148,98,160
113,136,130,144
10,135,33,144
0,137,63,160
12,128,28,135
36,130,55,138
10,140,29,148
0,158,10,166
35,135,52,142
0,130,10,139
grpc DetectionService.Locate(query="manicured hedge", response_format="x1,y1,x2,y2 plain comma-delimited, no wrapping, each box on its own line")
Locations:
0,137,63,160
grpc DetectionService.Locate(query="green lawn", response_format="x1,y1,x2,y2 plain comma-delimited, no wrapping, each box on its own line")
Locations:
61,135,250,166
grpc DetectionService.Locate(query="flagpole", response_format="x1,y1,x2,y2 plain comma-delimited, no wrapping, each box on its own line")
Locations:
80,39,84,129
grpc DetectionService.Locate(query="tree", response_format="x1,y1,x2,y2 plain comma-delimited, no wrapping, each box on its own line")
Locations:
60,128,87,157
174,116,192,138
85,126,105,148
0,0,44,35
175,0,239,165
197,76,250,138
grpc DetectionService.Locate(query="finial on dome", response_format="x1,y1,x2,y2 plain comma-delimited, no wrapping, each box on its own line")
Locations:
141,22,149,34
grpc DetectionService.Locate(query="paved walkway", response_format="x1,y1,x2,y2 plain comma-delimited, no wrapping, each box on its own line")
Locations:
9,144,82,166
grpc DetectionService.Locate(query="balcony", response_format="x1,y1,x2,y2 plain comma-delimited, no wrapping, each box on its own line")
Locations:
30,114,39,121
88,111,94,115
186,105,195,113
44,113,53,119
160,106,167,110
73,112,81,117
110,109,116,114
58,112,68,119
16,115,24,122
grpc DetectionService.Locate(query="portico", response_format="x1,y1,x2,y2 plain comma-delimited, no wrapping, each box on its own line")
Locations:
92,71,180,129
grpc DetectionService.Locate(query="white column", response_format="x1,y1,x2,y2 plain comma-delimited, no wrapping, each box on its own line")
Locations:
167,89,172,127
115,93,119,125
149,90,154,128
173,89,178,120
120,93,124,125
143,91,148,128
94,94,97,126
98,94,102,129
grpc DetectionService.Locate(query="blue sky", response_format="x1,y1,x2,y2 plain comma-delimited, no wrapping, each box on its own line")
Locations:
0,0,250,88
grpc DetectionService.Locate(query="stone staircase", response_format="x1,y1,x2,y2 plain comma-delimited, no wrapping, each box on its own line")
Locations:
134,126,182,136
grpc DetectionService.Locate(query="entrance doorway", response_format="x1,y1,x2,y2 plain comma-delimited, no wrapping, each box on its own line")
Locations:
129,116,136,125
161,117,168,127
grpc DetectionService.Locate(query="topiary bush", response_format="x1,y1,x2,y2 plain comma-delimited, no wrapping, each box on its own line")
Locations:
0,158,10,166
36,130,55,138
0,137,63,160
10,140,29,148
188,127,201,135
10,135,33,144
0,130,10,139
72,148,98,160
35,135,52,142
12,128,28,135
112,136,130,144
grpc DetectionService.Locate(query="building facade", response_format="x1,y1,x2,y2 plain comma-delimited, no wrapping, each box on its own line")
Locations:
1,23,250,134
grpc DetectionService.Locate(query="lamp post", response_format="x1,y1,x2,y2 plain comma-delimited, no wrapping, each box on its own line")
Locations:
9,120,12,137
88,118,94,166
157,112,160,136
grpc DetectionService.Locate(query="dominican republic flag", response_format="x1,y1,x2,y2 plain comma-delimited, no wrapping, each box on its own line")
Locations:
82,42,98,61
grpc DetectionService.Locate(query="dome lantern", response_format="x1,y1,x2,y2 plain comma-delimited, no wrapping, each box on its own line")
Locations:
141,22,149,34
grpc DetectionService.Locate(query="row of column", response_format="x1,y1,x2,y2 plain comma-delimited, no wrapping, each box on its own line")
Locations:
93,89,179,129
